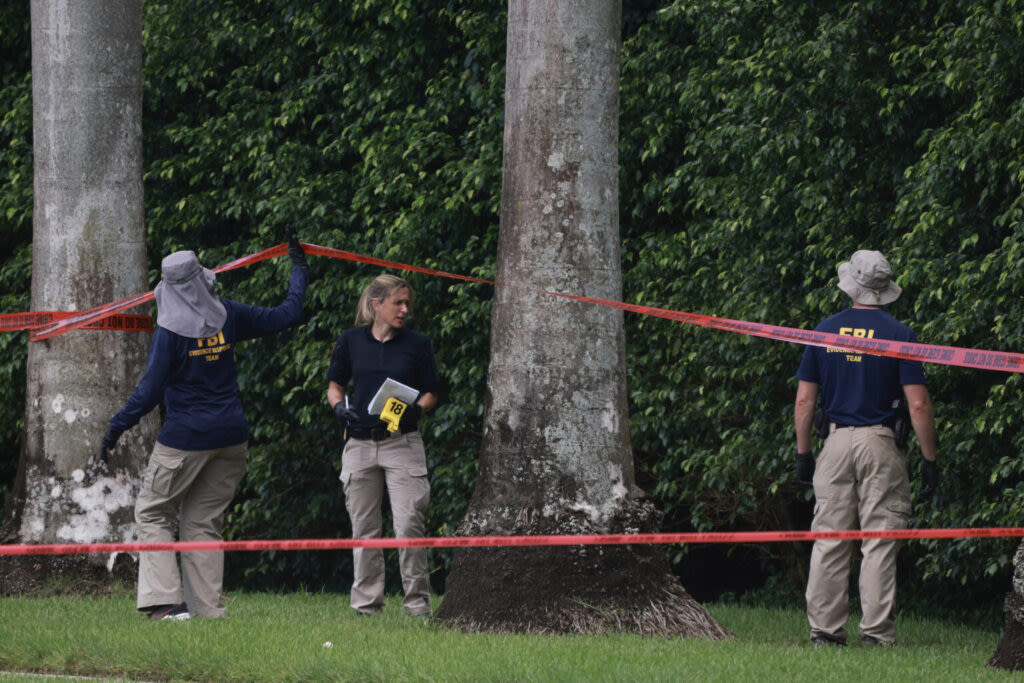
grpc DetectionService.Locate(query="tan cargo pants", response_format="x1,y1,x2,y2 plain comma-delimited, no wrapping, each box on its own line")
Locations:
340,431,431,616
135,441,248,619
806,424,911,644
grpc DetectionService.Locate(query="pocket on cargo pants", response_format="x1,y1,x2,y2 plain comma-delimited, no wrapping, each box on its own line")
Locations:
143,451,186,498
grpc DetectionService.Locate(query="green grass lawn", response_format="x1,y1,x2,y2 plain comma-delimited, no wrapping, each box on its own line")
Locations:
0,591,1015,682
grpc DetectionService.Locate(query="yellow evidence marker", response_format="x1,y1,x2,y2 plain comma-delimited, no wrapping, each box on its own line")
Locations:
380,397,407,432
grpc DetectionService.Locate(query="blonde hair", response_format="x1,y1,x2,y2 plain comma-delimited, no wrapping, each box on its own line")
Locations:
355,274,414,325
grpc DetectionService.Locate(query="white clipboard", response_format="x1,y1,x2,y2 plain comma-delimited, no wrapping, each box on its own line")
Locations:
367,377,419,416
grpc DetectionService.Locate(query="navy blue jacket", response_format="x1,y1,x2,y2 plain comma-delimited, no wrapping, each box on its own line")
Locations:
109,265,308,450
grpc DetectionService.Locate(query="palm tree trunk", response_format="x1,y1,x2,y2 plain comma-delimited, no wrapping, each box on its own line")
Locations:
1,0,156,593
435,0,730,639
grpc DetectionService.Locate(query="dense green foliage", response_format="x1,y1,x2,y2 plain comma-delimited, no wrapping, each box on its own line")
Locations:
0,2,31,512
139,0,506,591
619,0,1024,607
1,0,1023,614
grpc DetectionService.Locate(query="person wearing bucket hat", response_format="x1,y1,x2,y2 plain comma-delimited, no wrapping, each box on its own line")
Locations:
100,231,308,620
793,249,938,647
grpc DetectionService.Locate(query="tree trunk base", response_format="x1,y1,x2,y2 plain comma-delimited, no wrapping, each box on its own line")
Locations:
0,553,135,598
434,544,733,639
989,591,1024,671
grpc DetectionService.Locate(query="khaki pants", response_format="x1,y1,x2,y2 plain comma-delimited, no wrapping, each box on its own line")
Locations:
806,424,911,644
135,441,248,619
341,431,431,615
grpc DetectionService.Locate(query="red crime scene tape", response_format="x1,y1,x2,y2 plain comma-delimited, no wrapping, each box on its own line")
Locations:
19,241,1024,373
0,311,152,333
25,244,287,341
2,527,1023,556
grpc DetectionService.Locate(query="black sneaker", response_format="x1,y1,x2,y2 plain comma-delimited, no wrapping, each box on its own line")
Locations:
143,604,172,619
860,634,894,647
147,603,190,621
811,635,846,647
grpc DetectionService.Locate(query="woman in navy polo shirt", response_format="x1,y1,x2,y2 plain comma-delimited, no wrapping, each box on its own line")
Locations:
326,273,440,617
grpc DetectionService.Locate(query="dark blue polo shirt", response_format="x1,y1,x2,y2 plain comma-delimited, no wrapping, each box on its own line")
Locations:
108,265,308,450
326,325,441,430
796,308,926,426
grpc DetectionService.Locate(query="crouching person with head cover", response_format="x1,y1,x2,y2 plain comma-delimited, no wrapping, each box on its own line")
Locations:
100,236,308,620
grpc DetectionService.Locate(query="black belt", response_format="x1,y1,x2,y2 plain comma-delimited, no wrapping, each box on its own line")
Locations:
831,419,896,430
347,425,417,441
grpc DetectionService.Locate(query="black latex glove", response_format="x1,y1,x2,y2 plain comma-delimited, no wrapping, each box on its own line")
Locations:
921,459,938,499
333,401,360,426
795,450,815,487
100,428,122,464
286,226,307,269
398,402,423,429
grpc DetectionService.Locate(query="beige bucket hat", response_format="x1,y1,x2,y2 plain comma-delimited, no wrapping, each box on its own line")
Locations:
837,249,902,306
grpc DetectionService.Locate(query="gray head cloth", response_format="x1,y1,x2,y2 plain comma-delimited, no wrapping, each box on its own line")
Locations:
837,249,902,306
154,251,227,338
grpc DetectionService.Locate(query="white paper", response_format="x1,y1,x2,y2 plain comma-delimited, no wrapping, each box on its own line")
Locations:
367,377,419,416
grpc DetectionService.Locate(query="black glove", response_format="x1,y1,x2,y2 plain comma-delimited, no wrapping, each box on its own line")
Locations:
333,401,360,426
920,459,938,498
99,428,122,464
795,450,815,487
286,226,307,269
398,402,423,430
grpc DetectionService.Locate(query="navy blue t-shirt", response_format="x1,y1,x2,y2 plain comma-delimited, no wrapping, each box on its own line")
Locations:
796,308,926,426
326,325,441,430
108,265,308,450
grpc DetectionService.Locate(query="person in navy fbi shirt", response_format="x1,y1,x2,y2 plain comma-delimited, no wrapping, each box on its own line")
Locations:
326,273,440,617
794,249,938,647
101,235,308,620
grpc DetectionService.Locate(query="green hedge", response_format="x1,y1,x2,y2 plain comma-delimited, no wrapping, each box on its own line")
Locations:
0,1,31,513
1,0,1022,611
